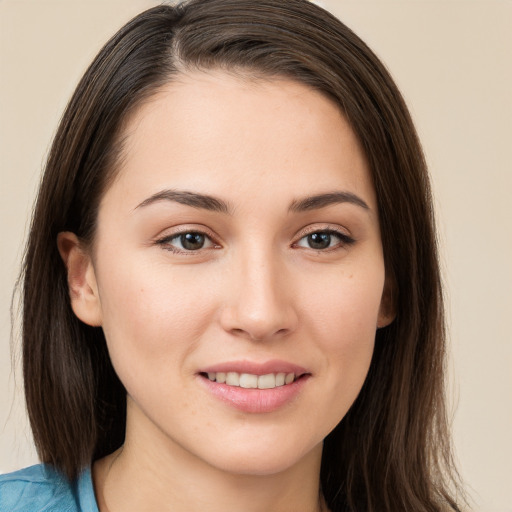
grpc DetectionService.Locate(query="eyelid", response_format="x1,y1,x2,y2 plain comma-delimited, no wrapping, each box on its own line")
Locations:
292,224,356,250
293,223,353,242
154,225,222,253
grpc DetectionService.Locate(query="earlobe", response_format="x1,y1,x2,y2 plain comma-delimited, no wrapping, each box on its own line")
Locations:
57,232,102,327
377,274,396,329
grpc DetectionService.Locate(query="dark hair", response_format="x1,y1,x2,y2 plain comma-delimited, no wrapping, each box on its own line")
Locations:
21,0,463,510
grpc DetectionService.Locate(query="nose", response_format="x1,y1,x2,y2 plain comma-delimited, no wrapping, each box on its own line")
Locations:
219,248,299,341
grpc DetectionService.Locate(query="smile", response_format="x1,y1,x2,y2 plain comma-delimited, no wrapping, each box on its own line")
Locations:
198,367,310,413
204,372,297,389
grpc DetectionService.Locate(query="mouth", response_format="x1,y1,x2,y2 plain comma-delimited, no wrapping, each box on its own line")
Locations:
197,362,311,413
199,371,305,390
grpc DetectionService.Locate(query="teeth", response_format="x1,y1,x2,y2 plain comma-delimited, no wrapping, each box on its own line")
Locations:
257,373,275,389
205,371,297,389
275,373,286,386
226,372,240,386
239,373,258,388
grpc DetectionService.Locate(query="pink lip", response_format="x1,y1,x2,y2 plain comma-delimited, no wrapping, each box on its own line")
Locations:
197,359,311,414
200,359,308,376
198,374,310,413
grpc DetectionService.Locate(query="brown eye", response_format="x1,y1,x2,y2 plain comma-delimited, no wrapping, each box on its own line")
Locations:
180,232,206,250
307,232,332,250
157,231,216,253
295,230,355,251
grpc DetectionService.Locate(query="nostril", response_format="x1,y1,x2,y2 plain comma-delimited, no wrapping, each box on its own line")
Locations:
220,297,299,342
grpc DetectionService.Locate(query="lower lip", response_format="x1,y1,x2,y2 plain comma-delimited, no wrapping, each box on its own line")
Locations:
198,374,309,413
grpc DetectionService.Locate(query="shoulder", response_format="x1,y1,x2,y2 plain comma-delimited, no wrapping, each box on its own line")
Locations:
0,463,97,512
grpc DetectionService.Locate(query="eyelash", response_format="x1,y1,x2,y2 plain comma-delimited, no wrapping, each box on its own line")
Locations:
155,228,220,255
155,226,355,255
292,228,355,252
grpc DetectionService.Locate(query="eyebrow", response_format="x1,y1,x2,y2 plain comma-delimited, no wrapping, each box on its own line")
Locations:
135,189,369,215
135,189,232,214
289,191,370,212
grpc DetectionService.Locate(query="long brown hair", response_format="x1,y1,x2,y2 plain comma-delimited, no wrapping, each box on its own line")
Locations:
21,1,463,510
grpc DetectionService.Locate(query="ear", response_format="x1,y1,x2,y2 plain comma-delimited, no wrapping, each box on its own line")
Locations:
57,232,102,327
377,274,396,329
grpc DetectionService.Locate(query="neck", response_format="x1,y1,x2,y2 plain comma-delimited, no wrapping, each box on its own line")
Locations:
94,403,327,512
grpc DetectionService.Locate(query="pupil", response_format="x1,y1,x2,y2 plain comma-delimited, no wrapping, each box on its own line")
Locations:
308,232,331,249
181,233,205,250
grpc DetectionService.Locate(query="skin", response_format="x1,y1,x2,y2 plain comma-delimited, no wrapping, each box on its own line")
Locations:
58,71,394,512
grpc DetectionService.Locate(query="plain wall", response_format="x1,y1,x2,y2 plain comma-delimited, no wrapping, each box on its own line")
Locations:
1,1,510,511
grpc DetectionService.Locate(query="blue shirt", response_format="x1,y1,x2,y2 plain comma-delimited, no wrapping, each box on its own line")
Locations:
0,464,98,512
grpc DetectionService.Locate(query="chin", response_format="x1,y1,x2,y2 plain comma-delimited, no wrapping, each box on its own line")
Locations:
201,437,323,477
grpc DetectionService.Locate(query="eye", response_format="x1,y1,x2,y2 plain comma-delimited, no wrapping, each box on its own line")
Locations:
156,231,216,253
295,230,354,251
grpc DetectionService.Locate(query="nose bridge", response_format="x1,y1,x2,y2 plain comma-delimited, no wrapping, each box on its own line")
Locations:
221,242,297,340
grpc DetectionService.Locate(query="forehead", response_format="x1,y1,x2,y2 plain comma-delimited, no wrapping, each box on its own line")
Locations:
102,70,376,213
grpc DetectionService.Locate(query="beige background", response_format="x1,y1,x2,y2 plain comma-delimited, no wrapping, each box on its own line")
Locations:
1,1,510,510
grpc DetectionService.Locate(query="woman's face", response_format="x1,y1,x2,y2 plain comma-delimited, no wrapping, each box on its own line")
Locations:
71,71,393,475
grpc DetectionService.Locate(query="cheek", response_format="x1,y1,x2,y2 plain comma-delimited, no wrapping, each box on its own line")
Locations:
95,253,219,381
303,260,384,343
301,263,384,406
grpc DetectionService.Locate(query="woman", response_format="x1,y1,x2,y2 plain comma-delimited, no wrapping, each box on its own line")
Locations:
0,0,464,510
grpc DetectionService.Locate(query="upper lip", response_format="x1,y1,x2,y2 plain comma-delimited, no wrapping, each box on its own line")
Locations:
199,359,309,376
